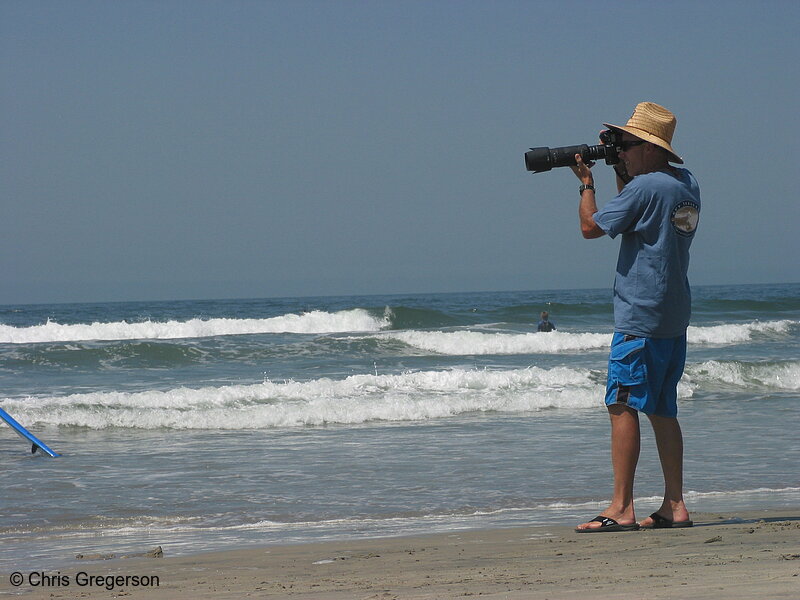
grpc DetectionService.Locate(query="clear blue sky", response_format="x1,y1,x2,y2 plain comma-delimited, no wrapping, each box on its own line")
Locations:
2,0,798,304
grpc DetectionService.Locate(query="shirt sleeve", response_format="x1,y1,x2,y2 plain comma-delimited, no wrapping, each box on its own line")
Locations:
593,179,646,239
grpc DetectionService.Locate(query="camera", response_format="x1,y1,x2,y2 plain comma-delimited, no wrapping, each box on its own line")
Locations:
525,129,621,173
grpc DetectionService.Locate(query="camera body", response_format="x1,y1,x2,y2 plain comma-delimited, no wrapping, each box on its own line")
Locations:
525,129,621,173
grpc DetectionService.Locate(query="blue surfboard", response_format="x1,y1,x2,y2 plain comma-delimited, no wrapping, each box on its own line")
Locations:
0,407,60,457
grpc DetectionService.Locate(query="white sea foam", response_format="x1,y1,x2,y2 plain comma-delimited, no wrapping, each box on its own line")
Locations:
380,320,798,356
14,486,797,539
685,359,800,391
382,330,611,355
0,309,389,344
3,366,605,429
683,486,800,499
687,319,795,344
11,358,792,431
2,315,793,349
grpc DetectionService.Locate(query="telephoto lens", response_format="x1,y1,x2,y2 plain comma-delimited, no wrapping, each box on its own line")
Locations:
525,140,619,173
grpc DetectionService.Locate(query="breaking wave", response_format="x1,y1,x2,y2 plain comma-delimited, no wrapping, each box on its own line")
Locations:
686,319,795,344
17,358,792,430
685,359,800,391
382,330,610,355
3,366,604,429
0,309,389,344
378,321,796,356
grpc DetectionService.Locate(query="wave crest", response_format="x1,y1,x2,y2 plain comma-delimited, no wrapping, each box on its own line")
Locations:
685,360,800,391
3,366,603,430
687,320,795,344
382,330,610,355
0,309,389,344
380,320,797,356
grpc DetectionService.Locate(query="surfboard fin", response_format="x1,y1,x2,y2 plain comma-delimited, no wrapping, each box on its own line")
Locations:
0,407,60,458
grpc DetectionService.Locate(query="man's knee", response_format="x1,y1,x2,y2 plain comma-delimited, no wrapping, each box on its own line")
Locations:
647,413,679,426
607,403,639,418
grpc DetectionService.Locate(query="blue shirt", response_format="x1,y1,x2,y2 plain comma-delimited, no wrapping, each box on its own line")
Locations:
537,319,555,332
593,168,700,338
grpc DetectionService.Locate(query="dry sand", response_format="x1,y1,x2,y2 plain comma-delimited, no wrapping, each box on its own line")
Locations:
3,509,798,599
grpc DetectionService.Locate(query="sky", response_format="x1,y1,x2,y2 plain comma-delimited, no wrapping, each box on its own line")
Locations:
2,0,799,305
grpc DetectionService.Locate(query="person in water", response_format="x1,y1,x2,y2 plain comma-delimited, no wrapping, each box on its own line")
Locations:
537,311,555,332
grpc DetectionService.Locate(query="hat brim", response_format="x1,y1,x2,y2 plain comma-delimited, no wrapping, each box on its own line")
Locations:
604,123,683,164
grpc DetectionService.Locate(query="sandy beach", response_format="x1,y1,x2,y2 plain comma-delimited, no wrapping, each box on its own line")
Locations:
4,509,798,599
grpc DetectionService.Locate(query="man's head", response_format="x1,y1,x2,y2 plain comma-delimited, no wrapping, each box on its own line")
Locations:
605,102,682,173
540,311,549,320
617,131,671,177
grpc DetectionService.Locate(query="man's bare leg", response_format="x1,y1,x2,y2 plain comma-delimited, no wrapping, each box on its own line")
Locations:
639,414,690,526
576,404,640,530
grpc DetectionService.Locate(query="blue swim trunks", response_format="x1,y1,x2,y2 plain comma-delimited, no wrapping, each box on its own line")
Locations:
605,332,687,417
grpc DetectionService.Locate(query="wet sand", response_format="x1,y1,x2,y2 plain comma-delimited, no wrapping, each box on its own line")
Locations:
4,509,799,599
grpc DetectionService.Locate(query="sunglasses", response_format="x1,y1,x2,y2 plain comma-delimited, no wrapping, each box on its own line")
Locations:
618,140,646,151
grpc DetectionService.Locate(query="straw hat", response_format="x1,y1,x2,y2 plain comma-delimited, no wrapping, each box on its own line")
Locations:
604,102,683,164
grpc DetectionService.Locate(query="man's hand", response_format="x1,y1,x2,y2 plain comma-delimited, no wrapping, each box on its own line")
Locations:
571,154,594,186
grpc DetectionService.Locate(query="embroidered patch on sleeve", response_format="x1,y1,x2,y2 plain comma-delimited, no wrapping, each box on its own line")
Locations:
671,200,700,236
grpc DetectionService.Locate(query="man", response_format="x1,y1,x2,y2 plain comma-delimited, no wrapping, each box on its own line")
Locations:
537,311,556,332
571,102,700,532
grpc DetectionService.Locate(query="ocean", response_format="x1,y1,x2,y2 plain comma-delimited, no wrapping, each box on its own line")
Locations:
1,283,798,570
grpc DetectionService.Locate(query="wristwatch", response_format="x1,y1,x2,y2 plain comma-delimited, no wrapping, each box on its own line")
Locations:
579,184,595,194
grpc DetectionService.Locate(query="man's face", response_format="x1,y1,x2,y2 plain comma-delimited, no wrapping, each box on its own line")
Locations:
618,133,647,176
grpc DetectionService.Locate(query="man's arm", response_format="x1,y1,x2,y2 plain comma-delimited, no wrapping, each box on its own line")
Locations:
579,190,605,239
572,154,606,239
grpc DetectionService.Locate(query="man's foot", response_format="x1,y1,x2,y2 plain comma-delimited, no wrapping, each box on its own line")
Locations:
639,511,693,529
575,515,639,533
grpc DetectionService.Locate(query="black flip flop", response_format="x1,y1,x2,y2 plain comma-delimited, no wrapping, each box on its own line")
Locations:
640,512,693,529
575,516,640,533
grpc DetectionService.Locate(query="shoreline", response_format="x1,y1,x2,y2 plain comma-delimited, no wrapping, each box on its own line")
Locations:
4,508,798,599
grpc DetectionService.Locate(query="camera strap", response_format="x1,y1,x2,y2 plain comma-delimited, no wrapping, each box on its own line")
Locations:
614,165,633,185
